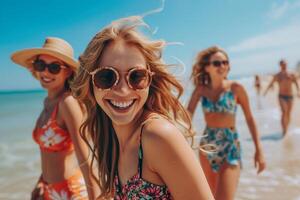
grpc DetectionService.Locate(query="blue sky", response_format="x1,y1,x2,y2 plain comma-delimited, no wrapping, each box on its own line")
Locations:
1,0,300,90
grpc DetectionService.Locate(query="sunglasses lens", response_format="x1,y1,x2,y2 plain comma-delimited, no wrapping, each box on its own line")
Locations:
33,60,46,72
94,68,117,89
48,63,61,74
33,60,63,74
129,69,150,89
212,61,222,67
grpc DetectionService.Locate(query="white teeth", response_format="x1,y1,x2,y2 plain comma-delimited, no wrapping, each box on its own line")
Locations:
110,100,134,108
42,77,53,82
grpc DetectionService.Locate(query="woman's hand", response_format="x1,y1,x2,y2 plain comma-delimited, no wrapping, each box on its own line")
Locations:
31,178,44,200
254,149,266,174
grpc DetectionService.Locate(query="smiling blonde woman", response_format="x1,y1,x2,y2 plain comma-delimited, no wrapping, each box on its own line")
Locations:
71,16,214,200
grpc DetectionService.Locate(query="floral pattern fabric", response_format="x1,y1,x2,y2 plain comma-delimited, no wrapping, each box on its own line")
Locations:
200,127,242,172
114,147,172,199
42,170,88,200
33,103,73,152
201,90,237,114
114,173,172,200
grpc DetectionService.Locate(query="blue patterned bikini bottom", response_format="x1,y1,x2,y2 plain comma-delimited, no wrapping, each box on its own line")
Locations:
200,127,242,172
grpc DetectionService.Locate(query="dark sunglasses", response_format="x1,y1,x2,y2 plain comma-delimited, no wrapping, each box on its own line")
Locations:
86,66,154,90
33,59,66,74
209,60,229,68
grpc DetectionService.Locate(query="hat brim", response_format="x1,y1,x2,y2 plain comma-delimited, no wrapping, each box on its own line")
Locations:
11,48,79,72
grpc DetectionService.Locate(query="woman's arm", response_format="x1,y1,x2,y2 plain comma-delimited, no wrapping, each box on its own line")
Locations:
142,118,214,200
187,85,202,118
60,95,100,199
235,83,266,174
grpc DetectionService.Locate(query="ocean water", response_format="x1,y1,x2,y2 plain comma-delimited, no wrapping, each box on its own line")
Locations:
0,77,300,199
0,91,45,199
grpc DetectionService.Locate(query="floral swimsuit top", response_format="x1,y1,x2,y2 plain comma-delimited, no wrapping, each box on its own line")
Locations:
114,120,172,200
201,90,237,114
32,103,73,152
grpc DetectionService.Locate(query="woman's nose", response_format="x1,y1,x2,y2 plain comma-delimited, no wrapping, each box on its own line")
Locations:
112,76,131,95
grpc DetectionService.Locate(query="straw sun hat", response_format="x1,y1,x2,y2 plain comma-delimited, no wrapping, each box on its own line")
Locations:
11,37,79,73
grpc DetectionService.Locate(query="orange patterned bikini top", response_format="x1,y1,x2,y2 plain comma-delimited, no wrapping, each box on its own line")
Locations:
33,103,73,152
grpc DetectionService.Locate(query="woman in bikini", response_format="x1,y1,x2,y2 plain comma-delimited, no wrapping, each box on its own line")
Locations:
71,16,214,200
11,37,99,200
187,46,266,200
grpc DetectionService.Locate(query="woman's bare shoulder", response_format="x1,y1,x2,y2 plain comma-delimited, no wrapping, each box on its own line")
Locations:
230,81,244,92
59,92,79,107
141,116,185,147
58,92,82,118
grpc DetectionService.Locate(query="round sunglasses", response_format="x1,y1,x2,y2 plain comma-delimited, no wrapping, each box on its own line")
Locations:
33,59,66,74
86,66,154,90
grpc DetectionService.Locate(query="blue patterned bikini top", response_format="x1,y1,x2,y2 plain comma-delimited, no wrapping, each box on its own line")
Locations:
201,90,237,114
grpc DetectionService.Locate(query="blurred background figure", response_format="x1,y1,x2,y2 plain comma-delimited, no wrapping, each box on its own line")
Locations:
264,59,300,136
188,46,266,200
11,37,99,200
254,75,261,95
254,74,262,109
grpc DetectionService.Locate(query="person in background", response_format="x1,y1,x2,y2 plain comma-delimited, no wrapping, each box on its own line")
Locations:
71,16,214,200
254,75,261,95
264,59,300,136
187,46,266,200
11,37,100,200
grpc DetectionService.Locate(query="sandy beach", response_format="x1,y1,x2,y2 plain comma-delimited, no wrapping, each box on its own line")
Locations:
0,76,300,199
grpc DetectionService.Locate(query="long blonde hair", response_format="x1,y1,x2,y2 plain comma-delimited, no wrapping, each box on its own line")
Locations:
71,16,193,198
191,46,229,87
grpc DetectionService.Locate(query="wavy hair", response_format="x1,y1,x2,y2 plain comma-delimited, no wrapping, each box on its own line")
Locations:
71,16,193,199
191,46,229,87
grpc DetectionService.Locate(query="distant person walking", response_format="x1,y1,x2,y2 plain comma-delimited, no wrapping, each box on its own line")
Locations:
254,75,261,95
264,59,300,136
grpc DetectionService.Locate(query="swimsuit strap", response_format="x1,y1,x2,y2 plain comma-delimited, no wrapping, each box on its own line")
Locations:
50,103,59,121
138,116,160,177
50,96,65,121
138,124,145,177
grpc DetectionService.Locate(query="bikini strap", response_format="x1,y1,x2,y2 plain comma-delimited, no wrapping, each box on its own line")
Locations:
50,101,60,121
138,125,145,177
138,116,160,177
50,93,68,120
228,85,238,104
